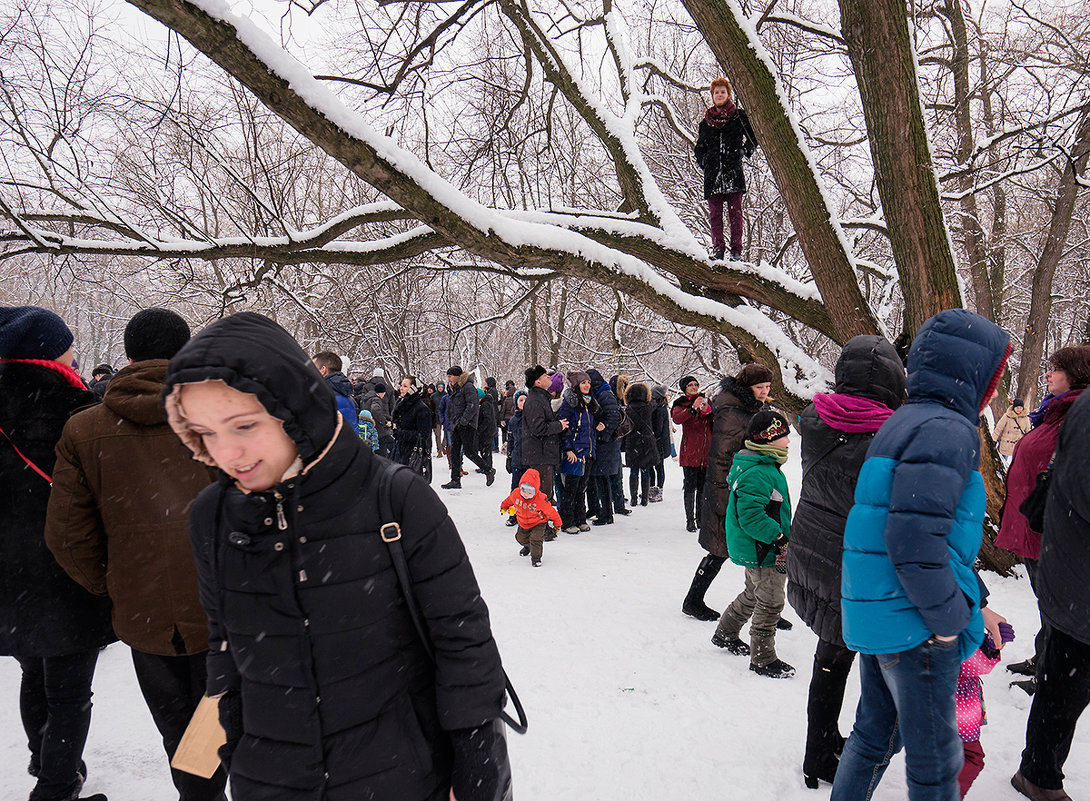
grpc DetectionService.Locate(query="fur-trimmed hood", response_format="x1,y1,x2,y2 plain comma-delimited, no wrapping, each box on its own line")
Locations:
163,312,338,468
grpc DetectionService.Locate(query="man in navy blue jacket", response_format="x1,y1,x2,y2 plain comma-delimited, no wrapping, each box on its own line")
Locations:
833,309,1011,801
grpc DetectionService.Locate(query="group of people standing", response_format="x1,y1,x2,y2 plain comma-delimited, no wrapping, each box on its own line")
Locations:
4,298,1089,801
1,305,511,801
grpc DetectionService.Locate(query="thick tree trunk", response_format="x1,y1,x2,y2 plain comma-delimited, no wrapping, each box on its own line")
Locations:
945,0,996,323
839,0,962,334
1015,108,1090,407
680,0,879,344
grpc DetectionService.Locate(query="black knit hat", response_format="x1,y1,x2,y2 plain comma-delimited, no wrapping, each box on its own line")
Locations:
525,364,548,388
679,375,698,393
374,382,387,394
485,376,497,390
447,365,464,377
92,363,114,378
0,305,74,360
746,410,790,445
124,308,192,362
1012,398,1024,408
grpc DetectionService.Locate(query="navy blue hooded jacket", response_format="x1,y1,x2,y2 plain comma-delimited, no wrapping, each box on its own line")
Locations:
841,309,1009,661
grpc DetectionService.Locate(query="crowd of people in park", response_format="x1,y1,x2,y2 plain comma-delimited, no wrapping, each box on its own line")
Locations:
2,301,1089,801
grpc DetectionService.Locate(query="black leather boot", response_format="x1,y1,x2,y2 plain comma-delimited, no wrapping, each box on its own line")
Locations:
682,555,724,620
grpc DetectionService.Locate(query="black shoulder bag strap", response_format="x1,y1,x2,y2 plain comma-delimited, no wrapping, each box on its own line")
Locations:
377,462,528,735
800,432,850,485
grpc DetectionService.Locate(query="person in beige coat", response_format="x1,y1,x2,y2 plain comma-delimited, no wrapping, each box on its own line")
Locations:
993,398,1031,462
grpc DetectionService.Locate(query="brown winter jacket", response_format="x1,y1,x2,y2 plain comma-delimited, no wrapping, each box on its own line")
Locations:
992,407,1031,456
44,360,213,656
698,376,765,557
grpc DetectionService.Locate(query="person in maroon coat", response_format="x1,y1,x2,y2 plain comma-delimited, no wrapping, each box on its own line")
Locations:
997,344,1090,691
671,376,713,531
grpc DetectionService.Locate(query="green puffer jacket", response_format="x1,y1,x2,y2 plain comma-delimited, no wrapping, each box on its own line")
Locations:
724,449,792,567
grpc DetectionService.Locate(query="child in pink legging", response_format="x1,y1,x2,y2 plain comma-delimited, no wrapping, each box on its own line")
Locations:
956,622,1015,797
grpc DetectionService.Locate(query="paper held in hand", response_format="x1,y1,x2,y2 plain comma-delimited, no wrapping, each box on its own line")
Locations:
171,694,227,778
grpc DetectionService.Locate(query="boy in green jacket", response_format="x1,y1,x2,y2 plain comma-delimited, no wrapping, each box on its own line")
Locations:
711,410,795,678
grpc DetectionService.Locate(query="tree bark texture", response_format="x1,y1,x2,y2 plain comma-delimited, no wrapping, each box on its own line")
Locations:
1015,108,1090,407
839,0,962,334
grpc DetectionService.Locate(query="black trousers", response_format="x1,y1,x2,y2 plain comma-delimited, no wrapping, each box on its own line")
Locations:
449,426,487,481
17,648,100,801
1019,624,1090,790
652,460,666,488
559,464,591,527
682,466,706,522
804,637,857,776
131,650,228,801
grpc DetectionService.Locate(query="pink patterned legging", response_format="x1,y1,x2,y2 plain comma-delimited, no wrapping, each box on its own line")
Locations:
708,192,743,255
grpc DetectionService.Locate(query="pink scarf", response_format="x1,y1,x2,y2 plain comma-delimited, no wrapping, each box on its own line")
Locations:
812,393,894,433
705,100,737,129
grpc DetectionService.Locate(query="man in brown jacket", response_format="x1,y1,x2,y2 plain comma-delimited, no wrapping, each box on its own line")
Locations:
45,309,225,801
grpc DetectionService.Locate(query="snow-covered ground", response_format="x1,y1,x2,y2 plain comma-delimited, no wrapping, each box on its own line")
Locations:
3,455,1085,800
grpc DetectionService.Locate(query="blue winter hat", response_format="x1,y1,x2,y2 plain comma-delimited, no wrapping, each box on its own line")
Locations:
0,305,74,360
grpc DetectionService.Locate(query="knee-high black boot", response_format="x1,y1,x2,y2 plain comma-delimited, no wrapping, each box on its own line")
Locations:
803,638,856,788
683,488,697,531
682,555,725,621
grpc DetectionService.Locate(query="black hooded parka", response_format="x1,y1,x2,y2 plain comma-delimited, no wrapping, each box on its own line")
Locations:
163,313,505,801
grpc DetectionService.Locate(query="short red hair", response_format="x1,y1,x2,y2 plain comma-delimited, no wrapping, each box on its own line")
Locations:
710,77,732,95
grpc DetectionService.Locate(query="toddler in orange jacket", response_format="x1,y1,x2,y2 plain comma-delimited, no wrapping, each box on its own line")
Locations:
500,468,562,567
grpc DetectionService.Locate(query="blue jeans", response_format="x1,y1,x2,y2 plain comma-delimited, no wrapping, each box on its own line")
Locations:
831,638,962,801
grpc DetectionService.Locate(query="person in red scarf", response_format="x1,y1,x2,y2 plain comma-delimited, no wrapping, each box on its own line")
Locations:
694,76,758,261
1,306,114,801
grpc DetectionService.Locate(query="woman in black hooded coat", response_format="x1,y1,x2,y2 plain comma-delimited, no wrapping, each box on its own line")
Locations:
623,382,659,506
163,313,508,801
785,335,904,789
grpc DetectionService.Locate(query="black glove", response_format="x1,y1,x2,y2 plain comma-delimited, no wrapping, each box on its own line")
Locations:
450,721,511,801
217,690,243,772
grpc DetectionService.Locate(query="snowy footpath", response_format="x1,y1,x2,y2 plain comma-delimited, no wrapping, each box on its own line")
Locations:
3,456,1085,800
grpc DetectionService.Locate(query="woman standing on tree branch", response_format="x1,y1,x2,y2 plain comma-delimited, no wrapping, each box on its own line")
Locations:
694,77,758,262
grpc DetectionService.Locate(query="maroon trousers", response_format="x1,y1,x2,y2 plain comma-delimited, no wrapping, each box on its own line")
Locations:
708,192,743,255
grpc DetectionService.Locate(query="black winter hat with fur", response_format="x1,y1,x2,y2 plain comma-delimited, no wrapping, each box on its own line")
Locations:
524,365,548,388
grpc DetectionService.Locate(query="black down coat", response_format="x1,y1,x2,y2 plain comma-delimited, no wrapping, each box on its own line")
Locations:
520,385,563,467
163,313,505,801
588,370,621,476
785,336,905,647
475,387,499,454
1039,388,1090,645
699,376,764,558
694,108,758,199
0,360,116,657
392,390,434,463
623,385,660,469
446,373,479,432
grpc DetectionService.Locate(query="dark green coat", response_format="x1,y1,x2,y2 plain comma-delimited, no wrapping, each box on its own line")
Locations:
724,449,791,568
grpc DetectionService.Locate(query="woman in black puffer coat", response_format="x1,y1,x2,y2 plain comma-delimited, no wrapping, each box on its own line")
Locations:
163,313,508,801
681,364,773,621
392,376,435,482
785,335,904,789
623,383,659,506
1,306,115,801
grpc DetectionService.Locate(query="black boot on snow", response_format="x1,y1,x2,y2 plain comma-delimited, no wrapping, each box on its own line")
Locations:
711,633,750,656
519,545,530,557
682,555,723,620
750,659,796,679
